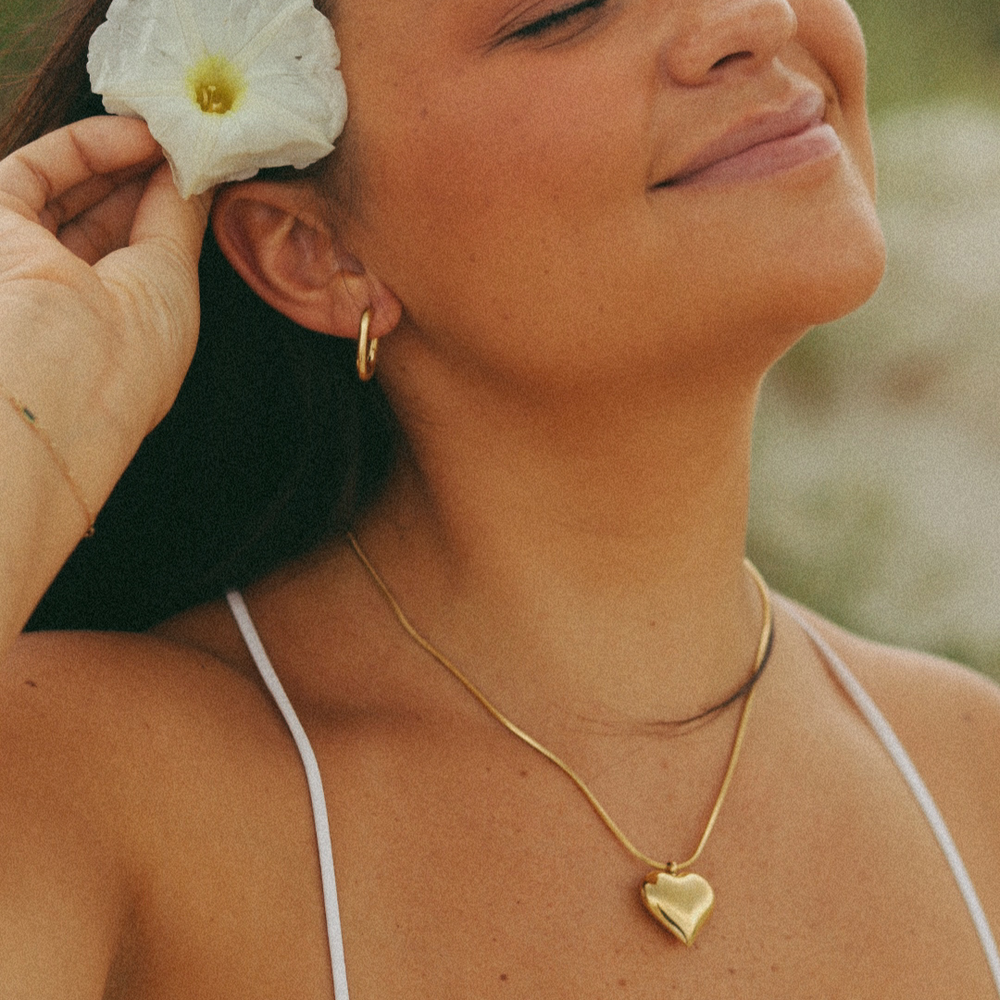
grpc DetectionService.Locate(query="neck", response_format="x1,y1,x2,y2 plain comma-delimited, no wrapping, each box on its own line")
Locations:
355,361,766,731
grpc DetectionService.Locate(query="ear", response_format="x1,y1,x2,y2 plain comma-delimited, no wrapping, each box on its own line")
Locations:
211,181,401,340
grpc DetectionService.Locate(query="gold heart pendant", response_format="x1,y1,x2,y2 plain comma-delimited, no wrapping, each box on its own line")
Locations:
641,870,715,946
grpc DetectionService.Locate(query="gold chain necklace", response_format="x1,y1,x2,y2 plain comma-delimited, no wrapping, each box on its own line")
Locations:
347,533,773,946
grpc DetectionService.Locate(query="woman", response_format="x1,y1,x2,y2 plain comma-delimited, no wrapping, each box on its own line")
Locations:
1,0,998,996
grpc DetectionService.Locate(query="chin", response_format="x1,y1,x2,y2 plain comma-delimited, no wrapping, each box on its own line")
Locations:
680,192,888,381
783,206,886,328
738,160,888,333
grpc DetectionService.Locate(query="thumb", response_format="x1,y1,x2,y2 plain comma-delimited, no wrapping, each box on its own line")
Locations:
129,161,214,270
94,163,215,430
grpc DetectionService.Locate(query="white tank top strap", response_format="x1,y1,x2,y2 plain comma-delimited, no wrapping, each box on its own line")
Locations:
781,599,1000,993
226,590,351,1000
226,587,1000,998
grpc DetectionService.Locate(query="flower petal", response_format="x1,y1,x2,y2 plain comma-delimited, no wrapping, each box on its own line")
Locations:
88,0,347,198
165,0,209,63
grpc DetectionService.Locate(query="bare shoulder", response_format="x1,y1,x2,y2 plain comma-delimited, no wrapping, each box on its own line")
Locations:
0,620,285,998
0,616,288,838
2,615,274,760
0,616,284,850
789,603,1000,912
793,605,1000,756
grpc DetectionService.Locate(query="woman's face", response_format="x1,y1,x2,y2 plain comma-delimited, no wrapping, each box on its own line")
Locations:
331,0,885,390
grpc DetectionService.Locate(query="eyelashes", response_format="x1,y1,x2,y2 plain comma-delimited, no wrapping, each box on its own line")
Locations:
506,0,609,41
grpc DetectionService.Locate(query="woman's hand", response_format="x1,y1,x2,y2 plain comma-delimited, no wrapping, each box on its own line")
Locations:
0,115,212,455
0,115,213,652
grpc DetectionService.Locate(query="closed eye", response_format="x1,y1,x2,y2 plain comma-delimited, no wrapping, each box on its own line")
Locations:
505,0,609,42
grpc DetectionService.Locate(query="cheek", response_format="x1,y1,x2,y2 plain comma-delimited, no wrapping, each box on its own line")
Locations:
350,52,648,333
794,0,875,193
340,1,884,388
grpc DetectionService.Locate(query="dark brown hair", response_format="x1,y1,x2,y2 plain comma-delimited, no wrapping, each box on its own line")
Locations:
4,0,397,631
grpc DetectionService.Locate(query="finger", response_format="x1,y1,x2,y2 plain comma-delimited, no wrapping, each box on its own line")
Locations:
127,162,214,271
58,176,150,265
91,169,214,430
40,160,160,236
0,117,162,220
93,163,213,375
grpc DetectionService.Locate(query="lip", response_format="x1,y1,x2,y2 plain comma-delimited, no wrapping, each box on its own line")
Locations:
654,91,842,190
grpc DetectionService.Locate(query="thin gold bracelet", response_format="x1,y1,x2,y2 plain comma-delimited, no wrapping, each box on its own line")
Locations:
2,385,96,538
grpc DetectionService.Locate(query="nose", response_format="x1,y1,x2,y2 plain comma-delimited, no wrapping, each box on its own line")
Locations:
658,0,798,86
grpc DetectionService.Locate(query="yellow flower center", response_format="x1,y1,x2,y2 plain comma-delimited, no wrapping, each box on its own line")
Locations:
187,55,245,115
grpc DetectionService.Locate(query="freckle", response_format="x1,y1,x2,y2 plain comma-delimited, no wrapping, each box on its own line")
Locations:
420,106,429,119
771,963,780,973
649,620,657,628
519,769,528,778
25,679,38,688
728,967,737,976
961,711,973,723
499,973,508,982
617,978,628,988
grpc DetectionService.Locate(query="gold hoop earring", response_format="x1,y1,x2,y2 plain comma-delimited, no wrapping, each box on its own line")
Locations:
356,309,378,382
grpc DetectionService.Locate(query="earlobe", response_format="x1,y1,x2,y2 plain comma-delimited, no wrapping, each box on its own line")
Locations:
211,182,401,341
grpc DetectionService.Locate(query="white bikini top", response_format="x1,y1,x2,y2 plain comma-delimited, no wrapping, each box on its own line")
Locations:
226,591,1000,999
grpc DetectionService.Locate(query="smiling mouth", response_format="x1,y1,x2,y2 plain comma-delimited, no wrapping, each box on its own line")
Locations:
654,92,842,190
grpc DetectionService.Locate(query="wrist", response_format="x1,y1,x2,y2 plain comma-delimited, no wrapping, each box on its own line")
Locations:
1,385,96,537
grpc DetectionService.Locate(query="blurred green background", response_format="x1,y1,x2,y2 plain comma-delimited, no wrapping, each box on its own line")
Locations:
2,1,999,678
0,0,60,109
749,0,1000,680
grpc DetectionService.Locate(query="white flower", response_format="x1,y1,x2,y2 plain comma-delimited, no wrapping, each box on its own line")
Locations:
87,0,348,198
